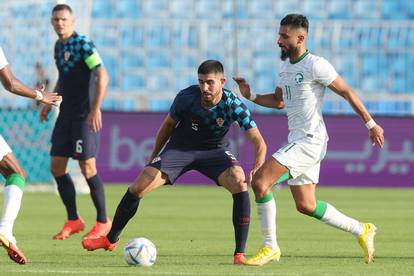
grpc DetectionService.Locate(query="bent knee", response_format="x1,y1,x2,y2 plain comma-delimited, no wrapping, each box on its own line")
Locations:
6,169,26,179
295,202,316,215
50,159,68,177
19,169,27,179
129,184,142,198
221,166,247,192
232,178,247,192
129,167,163,197
251,176,269,199
79,160,97,178
50,165,65,177
10,166,26,179
80,166,97,178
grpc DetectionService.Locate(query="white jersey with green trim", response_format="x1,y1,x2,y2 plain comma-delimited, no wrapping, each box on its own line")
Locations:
277,51,338,141
0,47,12,157
0,47,8,70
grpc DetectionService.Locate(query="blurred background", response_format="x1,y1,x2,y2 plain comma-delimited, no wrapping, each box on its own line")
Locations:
1,0,414,114
0,0,413,186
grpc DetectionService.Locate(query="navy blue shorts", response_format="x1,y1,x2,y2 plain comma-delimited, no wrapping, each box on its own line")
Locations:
147,145,239,185
50,117,100,160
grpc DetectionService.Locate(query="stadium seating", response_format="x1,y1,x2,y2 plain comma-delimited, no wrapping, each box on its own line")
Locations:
0,0,413,115
92,0,113,18
302,0,326,20
381,0,404,20
353,0,380,19
149,98,173,111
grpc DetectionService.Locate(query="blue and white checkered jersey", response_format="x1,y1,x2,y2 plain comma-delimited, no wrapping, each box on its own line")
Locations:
169,85,257,149
54,32,103,119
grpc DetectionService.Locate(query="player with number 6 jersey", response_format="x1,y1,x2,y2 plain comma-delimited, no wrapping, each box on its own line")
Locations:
40,4,111,241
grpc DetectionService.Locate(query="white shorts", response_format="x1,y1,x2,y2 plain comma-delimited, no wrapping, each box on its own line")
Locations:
272,134,327,185
0,135,12,161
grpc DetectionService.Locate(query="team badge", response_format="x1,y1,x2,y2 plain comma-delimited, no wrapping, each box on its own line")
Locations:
216,117,224,127
64,51,71,62
295,72,304,84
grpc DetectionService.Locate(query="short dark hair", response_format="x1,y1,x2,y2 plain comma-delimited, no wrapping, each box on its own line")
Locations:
280,14,309,33
197,60,224,75
52,4,73,14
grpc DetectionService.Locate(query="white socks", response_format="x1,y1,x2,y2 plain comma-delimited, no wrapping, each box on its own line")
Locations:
320,203,364,237
0,185,23,244
256,196,365,252
257,198,278,249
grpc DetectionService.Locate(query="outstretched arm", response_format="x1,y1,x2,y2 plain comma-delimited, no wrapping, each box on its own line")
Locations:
244,127,267,185
233,77,284,109
40,80,61,122
0,65,61,106
328,75,384,147
149,114,178,161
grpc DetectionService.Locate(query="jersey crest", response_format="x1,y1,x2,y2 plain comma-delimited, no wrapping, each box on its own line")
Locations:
295,72,304,84
216,117,224,127
64,51,71,62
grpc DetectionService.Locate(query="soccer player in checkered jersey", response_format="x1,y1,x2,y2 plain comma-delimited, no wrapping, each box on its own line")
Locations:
82,60,267,265
234,14,384,266
40,4,111,241
0,47,61,264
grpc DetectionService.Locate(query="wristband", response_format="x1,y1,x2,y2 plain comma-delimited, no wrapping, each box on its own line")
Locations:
35,90,44,101
365,119,377,130
249,92,257,101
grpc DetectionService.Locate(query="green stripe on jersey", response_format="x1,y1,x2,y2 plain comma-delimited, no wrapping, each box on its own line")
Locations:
85,52,102,69
290,49,309,64
311,200,327,219
256,193,274,204
5,173,25,191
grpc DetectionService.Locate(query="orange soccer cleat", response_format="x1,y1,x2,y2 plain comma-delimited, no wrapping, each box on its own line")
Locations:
233,252,246,265
83,219,112,239
82,236,119,251
0,234,27,265
53,217,86,240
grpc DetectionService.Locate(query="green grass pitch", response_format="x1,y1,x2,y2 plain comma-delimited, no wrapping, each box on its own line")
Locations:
1,185,413,275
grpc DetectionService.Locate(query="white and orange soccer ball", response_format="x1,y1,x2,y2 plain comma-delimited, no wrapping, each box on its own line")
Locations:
124,237,157,266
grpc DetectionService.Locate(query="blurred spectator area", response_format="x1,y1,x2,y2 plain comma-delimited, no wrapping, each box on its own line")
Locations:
1,0,413,115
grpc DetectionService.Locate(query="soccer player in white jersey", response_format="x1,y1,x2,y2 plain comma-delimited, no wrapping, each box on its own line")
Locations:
0,47,61,264
233,14,384,266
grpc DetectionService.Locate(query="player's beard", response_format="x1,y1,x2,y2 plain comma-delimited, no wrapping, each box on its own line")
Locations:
280,47,291,61
201,90,221,108
201,92,214,107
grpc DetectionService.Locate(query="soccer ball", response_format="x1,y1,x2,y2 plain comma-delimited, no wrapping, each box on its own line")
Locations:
124,237,157,266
